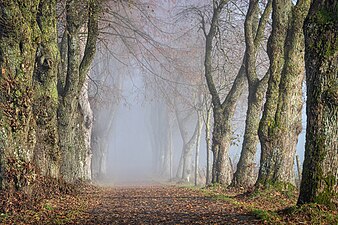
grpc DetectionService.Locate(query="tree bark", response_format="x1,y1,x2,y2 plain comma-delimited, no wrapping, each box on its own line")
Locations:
194,111,203,186
231,0,271,188
205,108,212,185
203,0,246,185
0,0,60,190
211,108,233,185
298,0,337,206
58,0,99,182
257,0,310,187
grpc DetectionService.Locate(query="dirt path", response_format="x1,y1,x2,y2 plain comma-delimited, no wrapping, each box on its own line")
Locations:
1,184,262,224
73,185,260,224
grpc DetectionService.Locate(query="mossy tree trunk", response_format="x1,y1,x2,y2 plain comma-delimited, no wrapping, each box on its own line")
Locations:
0,0,100,191
57,0,99,182
256,0,310,187
0,0,59,190
231,0,271,188
298,0,337,207
33,0,61,179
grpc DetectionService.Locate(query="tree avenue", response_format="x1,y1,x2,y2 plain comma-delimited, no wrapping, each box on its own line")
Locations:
0,0,337,218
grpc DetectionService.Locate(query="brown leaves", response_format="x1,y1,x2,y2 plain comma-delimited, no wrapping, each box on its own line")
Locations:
1,185,259,224
2,184,336,224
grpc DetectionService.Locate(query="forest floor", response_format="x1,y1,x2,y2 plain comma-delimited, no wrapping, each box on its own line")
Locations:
0,182,337,224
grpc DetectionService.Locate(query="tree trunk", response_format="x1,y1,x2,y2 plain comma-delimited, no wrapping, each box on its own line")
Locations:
298,0,337,206
160,109,172,178
211,108,233,185
148,99,172,178
58,0,99,182
91,136,108,179
175,106,201,182
202,0,245,185
256,0,310,187
232,0,271,188
194,111,203,186
91,103,118,180
182,119,201,182
233,80,267,187
0,0,60,190
205,108,212,185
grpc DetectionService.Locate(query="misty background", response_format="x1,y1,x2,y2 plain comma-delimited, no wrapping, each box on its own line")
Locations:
89,0,307,185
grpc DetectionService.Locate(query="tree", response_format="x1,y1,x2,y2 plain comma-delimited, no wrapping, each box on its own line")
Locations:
57,0,99,182
231,0,271,188
147,97,173,179
90,44,124,180
204,101,213,185
0,0,60,190
200,0,247,185
256,0,310,187
0,0,100,193
175,100,203,182
298,0,337,206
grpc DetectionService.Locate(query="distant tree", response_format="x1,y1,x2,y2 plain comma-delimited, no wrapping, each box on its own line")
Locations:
298,0,337,206
256,0,310,187
174,98,203,182
90,44,124,180
147,96,173,179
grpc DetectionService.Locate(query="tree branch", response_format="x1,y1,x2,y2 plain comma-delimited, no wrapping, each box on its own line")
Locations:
79,0,100,91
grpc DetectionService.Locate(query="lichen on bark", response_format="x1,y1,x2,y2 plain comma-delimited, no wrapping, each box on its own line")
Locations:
298,0,337,207
0,0,60,191
256,0,311,188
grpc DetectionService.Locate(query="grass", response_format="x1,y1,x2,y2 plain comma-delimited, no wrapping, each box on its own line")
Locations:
0,213,8,222
197,183,338,224
251,209,280,224
44,204,54,211
282,203,338,225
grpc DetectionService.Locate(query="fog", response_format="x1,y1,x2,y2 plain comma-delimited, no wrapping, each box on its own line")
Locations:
93,71,306,185
106,77,153,184
89,0,307,186
103,75,210,185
